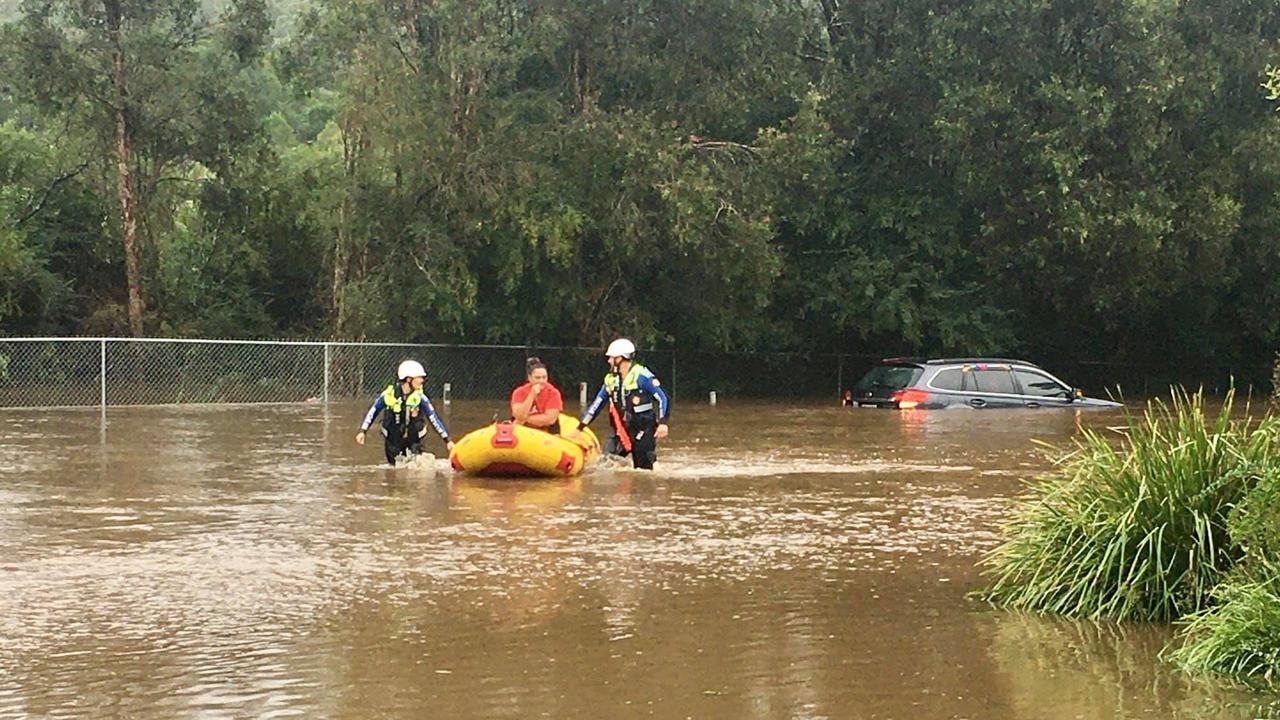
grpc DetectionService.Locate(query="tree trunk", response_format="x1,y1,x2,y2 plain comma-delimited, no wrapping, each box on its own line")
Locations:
572,45,593,114
333,116,364,338
105,0,145,337
403,0,419,54
818,0,849,52
333,124,350,338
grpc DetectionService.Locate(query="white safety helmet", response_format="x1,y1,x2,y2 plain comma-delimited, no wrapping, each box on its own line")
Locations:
604,338,636,359
397,359,426,380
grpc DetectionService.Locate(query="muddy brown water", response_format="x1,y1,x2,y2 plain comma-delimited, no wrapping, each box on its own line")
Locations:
0,400,1270,719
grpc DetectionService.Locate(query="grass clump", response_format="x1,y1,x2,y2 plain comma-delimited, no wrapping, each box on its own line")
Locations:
980,388,1280,622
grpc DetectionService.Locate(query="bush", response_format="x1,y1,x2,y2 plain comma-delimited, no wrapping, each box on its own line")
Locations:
1170,562,1280,689
1274,352,1280,402
980,388,1280,622
1170,463,1280,690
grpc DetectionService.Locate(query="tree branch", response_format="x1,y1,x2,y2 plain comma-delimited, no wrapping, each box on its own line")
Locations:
392,38,420,74
12,161,91,227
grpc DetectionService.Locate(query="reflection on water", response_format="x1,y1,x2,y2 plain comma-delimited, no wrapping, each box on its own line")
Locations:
986,614,1273,719
0,400,1271,718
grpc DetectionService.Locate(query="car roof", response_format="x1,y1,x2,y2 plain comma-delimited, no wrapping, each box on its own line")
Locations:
880,357,1043,369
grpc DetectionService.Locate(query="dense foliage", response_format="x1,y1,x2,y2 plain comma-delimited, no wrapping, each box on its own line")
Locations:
2,0,1280,380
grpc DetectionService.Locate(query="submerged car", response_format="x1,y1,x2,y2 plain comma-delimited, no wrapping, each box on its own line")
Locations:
850,358,1121,409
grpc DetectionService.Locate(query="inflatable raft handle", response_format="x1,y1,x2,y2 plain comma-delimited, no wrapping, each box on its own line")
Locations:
491,422,519,448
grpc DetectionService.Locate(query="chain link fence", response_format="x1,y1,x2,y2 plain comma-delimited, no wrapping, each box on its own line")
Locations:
0,337,1266,409
0,338,876,409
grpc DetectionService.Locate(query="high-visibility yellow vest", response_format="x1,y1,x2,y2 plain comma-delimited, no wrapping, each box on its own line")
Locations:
382,384,424,419
603,365,656,414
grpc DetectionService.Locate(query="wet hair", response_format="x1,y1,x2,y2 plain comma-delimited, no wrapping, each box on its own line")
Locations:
525,357,547,375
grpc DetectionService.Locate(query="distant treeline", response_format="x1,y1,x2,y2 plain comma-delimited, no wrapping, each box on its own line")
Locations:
2,0,1279,384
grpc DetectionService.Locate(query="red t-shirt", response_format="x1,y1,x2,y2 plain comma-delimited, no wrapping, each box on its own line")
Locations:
510,382,564,420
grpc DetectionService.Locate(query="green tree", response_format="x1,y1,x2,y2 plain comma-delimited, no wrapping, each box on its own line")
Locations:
4,0,270,335
0,120,117,334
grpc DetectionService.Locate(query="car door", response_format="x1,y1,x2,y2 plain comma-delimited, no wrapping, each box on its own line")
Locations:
1011,368,1074,408
968,366,1023,408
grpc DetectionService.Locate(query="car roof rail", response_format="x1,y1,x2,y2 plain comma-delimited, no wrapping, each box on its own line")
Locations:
877,356,1044,369
878,357,929,366
922,357,1042,368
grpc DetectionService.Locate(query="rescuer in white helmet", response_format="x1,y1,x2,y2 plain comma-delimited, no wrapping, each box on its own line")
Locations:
576,338,670,469
356,359,454,465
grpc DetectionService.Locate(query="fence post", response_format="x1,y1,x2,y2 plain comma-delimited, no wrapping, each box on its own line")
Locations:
323,342,331,406
100,339,107,412
670,350,677,399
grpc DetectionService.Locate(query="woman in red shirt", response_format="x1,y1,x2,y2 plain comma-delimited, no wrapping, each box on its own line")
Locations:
510,357,564,434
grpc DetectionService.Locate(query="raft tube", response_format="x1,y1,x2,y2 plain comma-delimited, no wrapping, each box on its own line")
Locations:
449,413,600,477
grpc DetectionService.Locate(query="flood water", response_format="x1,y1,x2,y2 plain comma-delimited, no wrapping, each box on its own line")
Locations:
0,400,1271,719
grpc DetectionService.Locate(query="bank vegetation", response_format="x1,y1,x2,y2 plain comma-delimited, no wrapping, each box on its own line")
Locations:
982,389,1280,691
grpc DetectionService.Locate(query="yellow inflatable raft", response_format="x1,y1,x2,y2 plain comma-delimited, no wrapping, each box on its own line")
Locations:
449,413,600,477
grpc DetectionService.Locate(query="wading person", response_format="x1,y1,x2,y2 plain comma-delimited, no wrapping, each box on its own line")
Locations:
576,338,670,469
510,356,564,434
356,360,454,465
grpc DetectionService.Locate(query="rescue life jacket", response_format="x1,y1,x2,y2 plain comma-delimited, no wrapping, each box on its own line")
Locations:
381,383,425,436
603,364,658,417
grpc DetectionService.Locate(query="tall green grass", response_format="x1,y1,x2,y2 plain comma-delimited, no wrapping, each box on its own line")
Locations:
981,388,1280,622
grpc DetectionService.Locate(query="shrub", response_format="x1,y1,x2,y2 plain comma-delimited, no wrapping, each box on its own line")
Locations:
1170,462,1280,690
1274,352,1280,402
980,388,1280,622
1170,562,1280,689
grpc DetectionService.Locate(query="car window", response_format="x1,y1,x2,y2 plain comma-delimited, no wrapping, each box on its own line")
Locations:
853,365,923,393
1013,369,1070,399
973,368,1016,394
930,368,964,391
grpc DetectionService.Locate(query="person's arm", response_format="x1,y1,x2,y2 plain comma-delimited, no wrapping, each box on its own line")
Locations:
418,396,454,450
511,385,538,424
638,373,671,438
525,385,562,428
355,396,385,445
578,385,609,428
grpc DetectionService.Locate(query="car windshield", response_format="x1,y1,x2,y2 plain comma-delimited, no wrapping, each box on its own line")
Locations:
853,365,922,394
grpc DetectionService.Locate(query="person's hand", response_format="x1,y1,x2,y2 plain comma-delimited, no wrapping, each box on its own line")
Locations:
655,423,669,439
446,440,456,453
529,382,544,397
355,431,366,445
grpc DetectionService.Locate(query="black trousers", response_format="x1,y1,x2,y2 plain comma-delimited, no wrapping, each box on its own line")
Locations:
383,415,427,465
604,411,658,470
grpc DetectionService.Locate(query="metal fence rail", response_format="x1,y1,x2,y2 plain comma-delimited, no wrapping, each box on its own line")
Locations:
0,337,1266,409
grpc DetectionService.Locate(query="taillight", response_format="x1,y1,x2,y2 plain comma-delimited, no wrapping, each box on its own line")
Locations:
892,389,929,409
